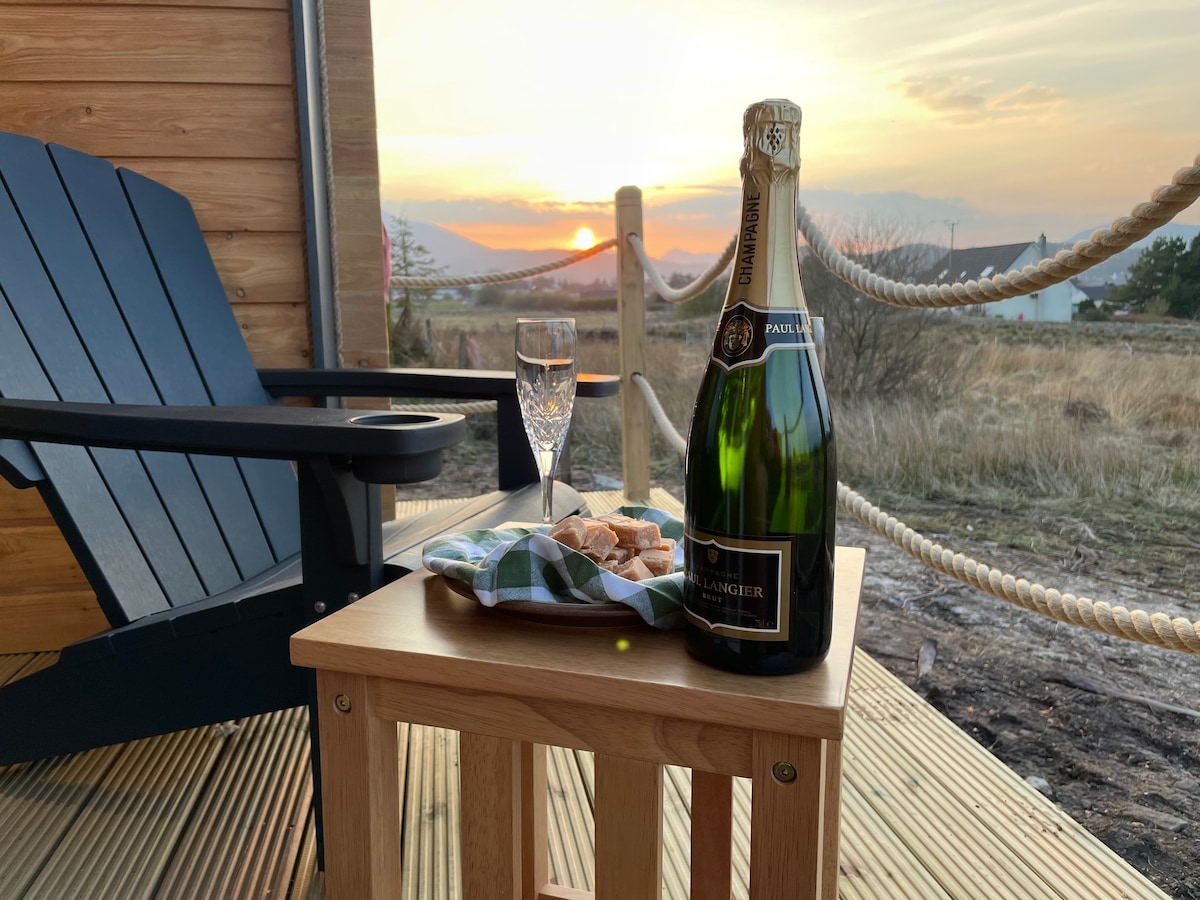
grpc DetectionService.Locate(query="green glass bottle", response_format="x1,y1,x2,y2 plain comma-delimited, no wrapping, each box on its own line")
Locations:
683,99,836,675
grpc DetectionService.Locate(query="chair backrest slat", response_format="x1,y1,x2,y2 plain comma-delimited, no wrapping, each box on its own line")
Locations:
0,132,303,625
0,243,174,621
12,137,249,598
119,165,301,560
51,142,283,584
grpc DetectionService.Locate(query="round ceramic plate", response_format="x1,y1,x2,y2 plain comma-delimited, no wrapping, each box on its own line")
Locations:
442,575,645,628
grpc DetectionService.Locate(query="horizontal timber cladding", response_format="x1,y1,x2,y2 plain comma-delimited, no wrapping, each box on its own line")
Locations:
0,8,293,84
0,84,299,159
0,0,289,7
205,232,307,306
0,0,332,650
109,158,304,234
0,525,91,594
0,480,103,653
230,302,313,368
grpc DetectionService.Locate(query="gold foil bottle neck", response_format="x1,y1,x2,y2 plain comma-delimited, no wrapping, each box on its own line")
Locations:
740,99,802,180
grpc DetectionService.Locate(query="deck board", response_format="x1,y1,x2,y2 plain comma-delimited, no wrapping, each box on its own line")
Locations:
0,489,1169,899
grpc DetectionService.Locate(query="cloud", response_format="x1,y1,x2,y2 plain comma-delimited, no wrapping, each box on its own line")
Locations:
382,197,608,226
393,182,1116,257
894,75,990,112
988,83,1065,110
893,75,1066,123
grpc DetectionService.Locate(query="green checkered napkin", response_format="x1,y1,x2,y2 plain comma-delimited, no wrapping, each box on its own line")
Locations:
421,506,684,630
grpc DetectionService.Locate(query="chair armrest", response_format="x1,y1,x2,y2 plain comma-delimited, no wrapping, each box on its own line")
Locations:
0,398,466,484
257,368,621,400
256,368,619,490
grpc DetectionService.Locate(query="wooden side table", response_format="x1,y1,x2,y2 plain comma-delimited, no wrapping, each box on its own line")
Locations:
291,546,864,900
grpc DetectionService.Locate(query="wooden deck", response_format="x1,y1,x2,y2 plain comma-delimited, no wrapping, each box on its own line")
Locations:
0,491,1168,899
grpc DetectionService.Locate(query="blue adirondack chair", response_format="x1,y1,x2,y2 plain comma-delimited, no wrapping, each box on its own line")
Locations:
0,132,616,826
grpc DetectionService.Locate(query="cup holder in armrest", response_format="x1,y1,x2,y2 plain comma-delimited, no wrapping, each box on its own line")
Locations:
346,411,467,484
349,412,450,428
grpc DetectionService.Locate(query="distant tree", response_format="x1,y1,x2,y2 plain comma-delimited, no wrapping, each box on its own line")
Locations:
475,283,507,307
800,214,957,401
1165,235,1200,319
386,213,446,365
1108,235,1200,319
387,213,445,307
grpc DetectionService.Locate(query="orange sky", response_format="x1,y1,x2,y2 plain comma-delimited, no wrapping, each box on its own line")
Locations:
373,0,1200,255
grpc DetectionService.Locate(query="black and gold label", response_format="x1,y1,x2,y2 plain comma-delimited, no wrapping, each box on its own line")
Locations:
683,528,792,640
711,302,814,372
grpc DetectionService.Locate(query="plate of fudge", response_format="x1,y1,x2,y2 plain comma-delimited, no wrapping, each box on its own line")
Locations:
420,507,685,629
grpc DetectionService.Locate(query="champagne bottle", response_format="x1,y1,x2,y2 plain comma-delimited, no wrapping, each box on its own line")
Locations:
683,99,836,675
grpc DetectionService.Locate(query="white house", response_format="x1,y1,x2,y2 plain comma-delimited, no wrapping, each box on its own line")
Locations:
926,235,1075,322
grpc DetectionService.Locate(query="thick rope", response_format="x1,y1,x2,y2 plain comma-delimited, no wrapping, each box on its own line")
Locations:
838,484,1200,654
391,239,618,288
627,234,736,303
798,154,1200,308
384,154,1199,303
631,373,687,452
629,375,1200,654
315,0,344,367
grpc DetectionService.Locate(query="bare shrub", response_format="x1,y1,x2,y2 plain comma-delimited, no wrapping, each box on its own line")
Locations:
402,307,1200,518
799,215,958,404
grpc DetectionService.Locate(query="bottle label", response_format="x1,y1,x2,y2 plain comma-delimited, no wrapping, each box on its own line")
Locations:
683,528,792,640
710,302,814,372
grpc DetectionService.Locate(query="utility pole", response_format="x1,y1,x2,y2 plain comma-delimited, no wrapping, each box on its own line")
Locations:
944,219,959,275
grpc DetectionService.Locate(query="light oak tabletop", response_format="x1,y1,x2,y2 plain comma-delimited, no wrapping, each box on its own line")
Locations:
292,546,864,741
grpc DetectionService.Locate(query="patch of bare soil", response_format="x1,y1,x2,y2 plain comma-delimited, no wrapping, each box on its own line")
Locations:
404,452,1199,898
843,513,1199,899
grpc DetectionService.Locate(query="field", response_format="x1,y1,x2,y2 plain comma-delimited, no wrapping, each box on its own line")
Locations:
398,303,1200,897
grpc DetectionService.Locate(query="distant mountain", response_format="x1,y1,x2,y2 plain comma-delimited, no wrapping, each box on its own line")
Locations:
390,215,1198,290
659,247,725,266
391,218,720,287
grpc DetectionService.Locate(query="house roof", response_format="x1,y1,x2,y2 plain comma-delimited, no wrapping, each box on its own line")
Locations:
1075,282,1111,302
924,241,1034,284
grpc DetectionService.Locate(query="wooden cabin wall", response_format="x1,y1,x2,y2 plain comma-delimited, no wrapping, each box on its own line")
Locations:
0,0,391,651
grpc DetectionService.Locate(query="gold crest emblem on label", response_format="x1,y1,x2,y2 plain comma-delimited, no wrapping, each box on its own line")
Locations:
722,315,753,357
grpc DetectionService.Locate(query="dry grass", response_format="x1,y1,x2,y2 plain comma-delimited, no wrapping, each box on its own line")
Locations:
837,342,1200,512
406,307,1200,522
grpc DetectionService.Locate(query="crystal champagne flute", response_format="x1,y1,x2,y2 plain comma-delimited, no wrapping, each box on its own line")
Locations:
515,317,578,524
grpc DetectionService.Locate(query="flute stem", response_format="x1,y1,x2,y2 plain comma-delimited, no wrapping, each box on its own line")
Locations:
541,474,555,524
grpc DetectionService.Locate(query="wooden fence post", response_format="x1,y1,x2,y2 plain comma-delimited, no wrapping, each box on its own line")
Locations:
615,186,651,504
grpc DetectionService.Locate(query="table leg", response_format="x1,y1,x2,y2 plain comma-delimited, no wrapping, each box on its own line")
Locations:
520,742,548,900
691,769,733,900
749,731,827,900
460,732,522,900
821,739,843,899
595,753,662,900
314,670,400,900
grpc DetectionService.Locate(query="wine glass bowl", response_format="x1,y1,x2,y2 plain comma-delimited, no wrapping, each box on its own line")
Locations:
515,317,578,524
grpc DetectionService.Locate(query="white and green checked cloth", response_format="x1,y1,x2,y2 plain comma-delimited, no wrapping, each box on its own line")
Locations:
421,506,684,629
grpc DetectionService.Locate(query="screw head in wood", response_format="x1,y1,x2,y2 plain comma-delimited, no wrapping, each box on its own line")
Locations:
771,761,797,784
334,694,352,713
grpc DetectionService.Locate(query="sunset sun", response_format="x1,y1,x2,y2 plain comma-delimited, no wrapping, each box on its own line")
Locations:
571,227,596,250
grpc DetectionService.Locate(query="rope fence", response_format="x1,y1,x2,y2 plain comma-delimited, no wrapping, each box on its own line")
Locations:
628,373,1200,655
798,154,1200,308
391,152,1199,310
392,238,617,288
626,235,735,303
383,150,1200,655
